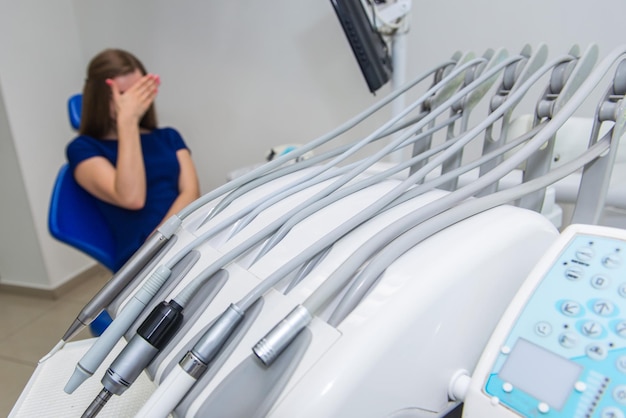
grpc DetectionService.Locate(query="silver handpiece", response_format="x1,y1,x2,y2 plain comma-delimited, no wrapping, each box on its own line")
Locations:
62,231,169,342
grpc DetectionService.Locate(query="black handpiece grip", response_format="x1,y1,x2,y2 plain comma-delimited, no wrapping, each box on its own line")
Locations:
137,300,184,349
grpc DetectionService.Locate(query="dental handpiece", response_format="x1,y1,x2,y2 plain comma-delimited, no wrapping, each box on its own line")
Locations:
40,224,177,364
134,304,245,418
65,265,172,393
82,300,184,418
73,235,166,332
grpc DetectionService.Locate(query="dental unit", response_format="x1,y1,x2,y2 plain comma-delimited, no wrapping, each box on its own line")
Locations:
11,43,626,418
77,50,508,415
65,50,497,397
49,51,474,393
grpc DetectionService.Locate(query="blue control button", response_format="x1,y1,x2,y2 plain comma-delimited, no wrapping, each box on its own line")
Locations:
590,299,617,317
614,321,626,338
579,320,604,338
559,300,583,317
619,283,626,298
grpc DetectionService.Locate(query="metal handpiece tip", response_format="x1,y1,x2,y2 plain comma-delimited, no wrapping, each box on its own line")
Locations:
38,340,66,364
62,318,87,342
81,388,112,418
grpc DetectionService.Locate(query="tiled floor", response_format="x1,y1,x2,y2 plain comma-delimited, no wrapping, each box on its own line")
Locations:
0,265,110,417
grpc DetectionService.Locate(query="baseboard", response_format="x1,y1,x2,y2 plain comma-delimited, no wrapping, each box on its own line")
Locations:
0,264,109,300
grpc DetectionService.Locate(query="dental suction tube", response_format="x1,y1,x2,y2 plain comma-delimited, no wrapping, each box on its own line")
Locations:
162,55,519,365
204,55,463,221
266,45,626,369
244,54,528,262
328,134,613,327
172,56,495,309
205,54,546,367
253,45,603,366
225,58,491,239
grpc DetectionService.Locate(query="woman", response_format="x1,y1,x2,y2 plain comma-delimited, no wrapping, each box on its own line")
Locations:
67,48,200,268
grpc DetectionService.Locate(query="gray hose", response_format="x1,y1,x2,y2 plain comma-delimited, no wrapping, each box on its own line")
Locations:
328,136,610,325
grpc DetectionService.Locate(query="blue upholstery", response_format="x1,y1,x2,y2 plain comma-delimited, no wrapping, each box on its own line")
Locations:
48,164,124,272
67,94,82,130
49,93,115,335
50,93,124,271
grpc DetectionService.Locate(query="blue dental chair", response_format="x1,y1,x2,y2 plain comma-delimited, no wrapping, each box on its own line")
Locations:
48,93,114,336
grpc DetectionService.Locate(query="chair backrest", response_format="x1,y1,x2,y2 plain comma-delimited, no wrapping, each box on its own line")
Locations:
49,164,122,271
67,93,82,130
48,94,123,272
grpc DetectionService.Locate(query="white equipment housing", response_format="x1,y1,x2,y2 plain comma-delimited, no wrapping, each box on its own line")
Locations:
11,173,559,417
13,44,626,418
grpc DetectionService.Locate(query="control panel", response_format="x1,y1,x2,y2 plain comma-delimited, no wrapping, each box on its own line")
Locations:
466,225,626,418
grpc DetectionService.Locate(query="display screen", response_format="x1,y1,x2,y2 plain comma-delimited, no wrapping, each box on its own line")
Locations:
498,338,583,410
330,0,393,93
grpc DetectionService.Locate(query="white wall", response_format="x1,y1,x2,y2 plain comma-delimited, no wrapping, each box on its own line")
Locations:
0,1,92,289
0,81,48,287
2,0,626,290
